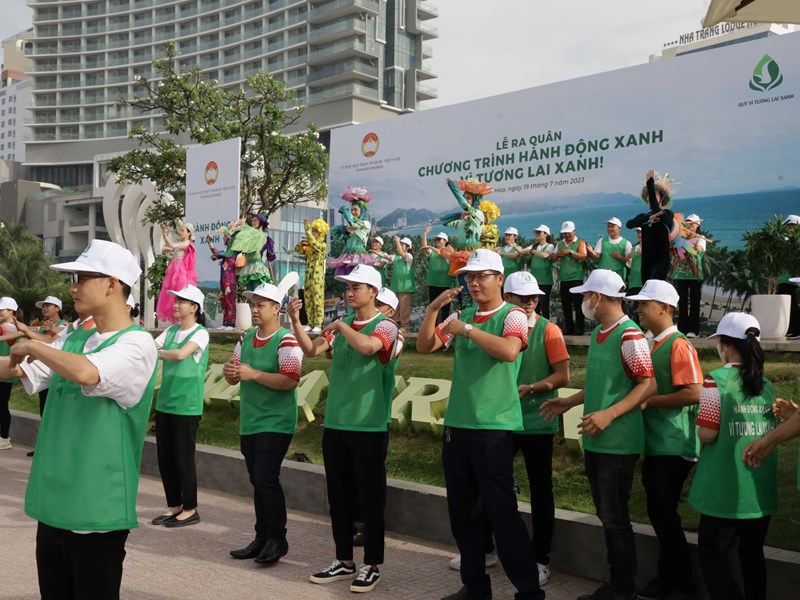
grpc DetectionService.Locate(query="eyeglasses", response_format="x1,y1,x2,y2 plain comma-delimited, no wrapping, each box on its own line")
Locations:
70,272,110,285
464,272,499,283
513,294,539,304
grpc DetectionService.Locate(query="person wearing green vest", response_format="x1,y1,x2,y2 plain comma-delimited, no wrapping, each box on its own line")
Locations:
0,239,158,600
496,227,523,276
587,217,631,280
626,227,643,292
689,312,776,600
522,224,555,319
389,235,415,332
368,235,391,280
223,282,303,566
744,394,800,489
0,296,21,450
626,280,702,600
151,284,209,529
418,249,544,600
552,220,588,335
290,264,398,593
422,226,455,324
542,269,655,600
671,213,707,338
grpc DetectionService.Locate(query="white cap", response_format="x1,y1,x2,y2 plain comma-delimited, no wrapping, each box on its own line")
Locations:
790,277,800,284
51,239,142,287
685,214,703,223
167,284,205,314
243,282,284,304
434,232,449,241
709,312,761,341
605,217,622,228
454,248,504,275
634,227,642,231
400,237,413,247
504,227,519,236
533,224,550,235
625,279,679,307
126,294,136,308
35,295,63,310
183,222,196,241
784,215,800,225
376,287,399,311
373,236,384,245
571,269,627,298
560,220,576,233
504,271,544,296
0,297,18,311
334,264,383,290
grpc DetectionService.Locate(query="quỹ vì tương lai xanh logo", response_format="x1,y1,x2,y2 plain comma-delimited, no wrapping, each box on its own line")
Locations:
362,132,379,157
749,54,783,92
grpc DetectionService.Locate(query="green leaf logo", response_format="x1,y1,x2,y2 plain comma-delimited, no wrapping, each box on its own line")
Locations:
749,54,784,92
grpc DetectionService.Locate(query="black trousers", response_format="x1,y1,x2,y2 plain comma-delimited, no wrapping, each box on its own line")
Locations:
698,514,770,600
641,455,696,593
559,280,585,335
674,279,702,335
36,522,129,600
534,284,553,319
429,286,452,324
155,411,201,510
777,283,800,336
39,389,49,416
241,431,293,542
322,428,386,565
443,427,544,600
513,434,555,565
584,451,639,596
0,381,11,439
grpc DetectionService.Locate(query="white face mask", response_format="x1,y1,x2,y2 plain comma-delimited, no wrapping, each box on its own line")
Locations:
582,295,598,321
716,342,726,363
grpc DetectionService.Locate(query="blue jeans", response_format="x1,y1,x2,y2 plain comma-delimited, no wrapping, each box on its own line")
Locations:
584,450,639,595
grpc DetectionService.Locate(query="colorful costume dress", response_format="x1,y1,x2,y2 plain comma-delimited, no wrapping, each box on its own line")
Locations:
208,235,237,328
440,179,485,274
229,223,273,291
156,241,198,324
295,220,328,329
328,186,382,276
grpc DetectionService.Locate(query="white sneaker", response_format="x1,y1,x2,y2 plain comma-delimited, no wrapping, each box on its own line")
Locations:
311,327,322,333
303,325,312,332
0,438,11,450
686,332,698,338
448,552,498,571
537,563,550,586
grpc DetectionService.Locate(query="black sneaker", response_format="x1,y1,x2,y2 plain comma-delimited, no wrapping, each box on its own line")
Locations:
309,559,357,584
350,565,380,593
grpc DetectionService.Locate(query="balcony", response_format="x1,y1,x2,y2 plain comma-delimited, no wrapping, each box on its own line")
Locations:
422,43,433,59
417,20,438,39
416,81,437,100
307,38,375,66
307,60,377,86
417,0,438,19
308,82,378,104
416,65,436,81
308,0,380,24
309,18,366,44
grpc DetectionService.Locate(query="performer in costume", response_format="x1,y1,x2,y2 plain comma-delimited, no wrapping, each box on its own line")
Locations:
389,236,415,332
207,232,238,329
294,218,329,333
626,170,676,282
328,186,381,275
157,222,198,324
229,213,274,291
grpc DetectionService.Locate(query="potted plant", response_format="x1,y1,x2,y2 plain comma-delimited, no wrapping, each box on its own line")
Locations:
743,216,800,338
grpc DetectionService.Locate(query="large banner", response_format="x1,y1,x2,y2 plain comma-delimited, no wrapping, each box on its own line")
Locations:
329,32,800,249
185,137,241,288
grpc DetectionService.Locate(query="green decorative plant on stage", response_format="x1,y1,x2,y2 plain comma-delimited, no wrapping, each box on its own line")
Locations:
743,216,800,295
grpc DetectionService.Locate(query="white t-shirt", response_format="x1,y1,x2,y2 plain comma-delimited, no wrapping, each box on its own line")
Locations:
389,252,413,268
155,324,209,363
20,329,158,410
593,236,632,256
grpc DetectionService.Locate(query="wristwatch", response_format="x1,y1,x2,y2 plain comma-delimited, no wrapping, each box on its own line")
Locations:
462,324,474,338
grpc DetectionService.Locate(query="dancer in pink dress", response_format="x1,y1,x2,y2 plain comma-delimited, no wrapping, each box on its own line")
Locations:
157,222,199,324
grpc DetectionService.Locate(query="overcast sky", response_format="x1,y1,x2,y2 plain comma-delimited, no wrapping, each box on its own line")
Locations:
1,0,712,107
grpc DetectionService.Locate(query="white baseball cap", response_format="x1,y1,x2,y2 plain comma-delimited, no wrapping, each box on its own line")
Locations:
373,236,384,245
434,232,449,242
626,279,679,307
504,227,519,236
0,297,18,311
533,224,551,235
790,277,800,284
709,312,761,341
685,214,703,223
571,269,627,298
35,295,63,310
400,237,413,247
454,248,505,275
376,287,399,311
168,284,205,313
605,217,622,228
126,294,136,309
334,264,383,290
51,240,142,287
784,215,800,225
560,220,576,233
634,227,642,231
504,271,544,296
243,282,284,304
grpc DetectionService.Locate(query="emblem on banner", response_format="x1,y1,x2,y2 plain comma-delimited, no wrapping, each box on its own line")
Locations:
204,161,219,185
362,132,379,157
749,54,783,93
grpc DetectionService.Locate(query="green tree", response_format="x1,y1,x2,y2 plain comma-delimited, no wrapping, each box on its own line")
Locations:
743,215,800,294
106,43,329,226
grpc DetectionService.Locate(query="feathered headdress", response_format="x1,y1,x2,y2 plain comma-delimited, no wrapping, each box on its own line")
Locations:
341,186,372,203
478,200,500,224
310,218,330,235
457,178,493,199
641,172,677,204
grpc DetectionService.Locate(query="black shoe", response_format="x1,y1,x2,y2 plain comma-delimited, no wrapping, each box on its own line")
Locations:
441,585,492,600
151,512,180,526
164,511,200,528
26,450,34,457
230,539,266,559
254,539,288,565
577,583,636,600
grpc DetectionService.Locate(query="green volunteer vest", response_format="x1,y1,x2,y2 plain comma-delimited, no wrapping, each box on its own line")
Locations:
556,238,585,282
25,326,157,531
156,325,208,416
583,320,644,454
597,237,628,278
672,251,704,281
1,336,19,384
628,246,643,289
530,246,554,285
391,255,415,293
426,252,454,288
326,313,390,432
517,316,559,434
500,246,521,276
643,331,700,457
446,303,523,430
688,367,776,519
239,328,298,435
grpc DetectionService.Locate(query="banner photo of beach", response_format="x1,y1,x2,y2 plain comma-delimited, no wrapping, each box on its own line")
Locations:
329,31,800,250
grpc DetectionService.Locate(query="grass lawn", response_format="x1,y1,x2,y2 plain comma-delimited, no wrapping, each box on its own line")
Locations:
9,340,800,552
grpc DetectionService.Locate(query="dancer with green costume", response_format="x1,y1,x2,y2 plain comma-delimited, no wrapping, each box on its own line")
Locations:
229,212,274,290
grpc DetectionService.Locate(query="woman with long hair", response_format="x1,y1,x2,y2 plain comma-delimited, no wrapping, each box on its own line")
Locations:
156,222,198,324
688,312,775,600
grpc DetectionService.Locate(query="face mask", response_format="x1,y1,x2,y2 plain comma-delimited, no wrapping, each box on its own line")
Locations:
716,342,726,363
582,295,598,321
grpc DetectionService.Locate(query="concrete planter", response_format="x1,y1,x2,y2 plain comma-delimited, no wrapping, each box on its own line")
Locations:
751,294,791,339
234,302,252,330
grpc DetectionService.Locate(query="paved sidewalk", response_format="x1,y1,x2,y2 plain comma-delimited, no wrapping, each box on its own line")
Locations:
1,443,597,599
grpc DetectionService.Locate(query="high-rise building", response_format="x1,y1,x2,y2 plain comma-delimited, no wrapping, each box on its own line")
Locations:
1,29,34,163
651,22,795,61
